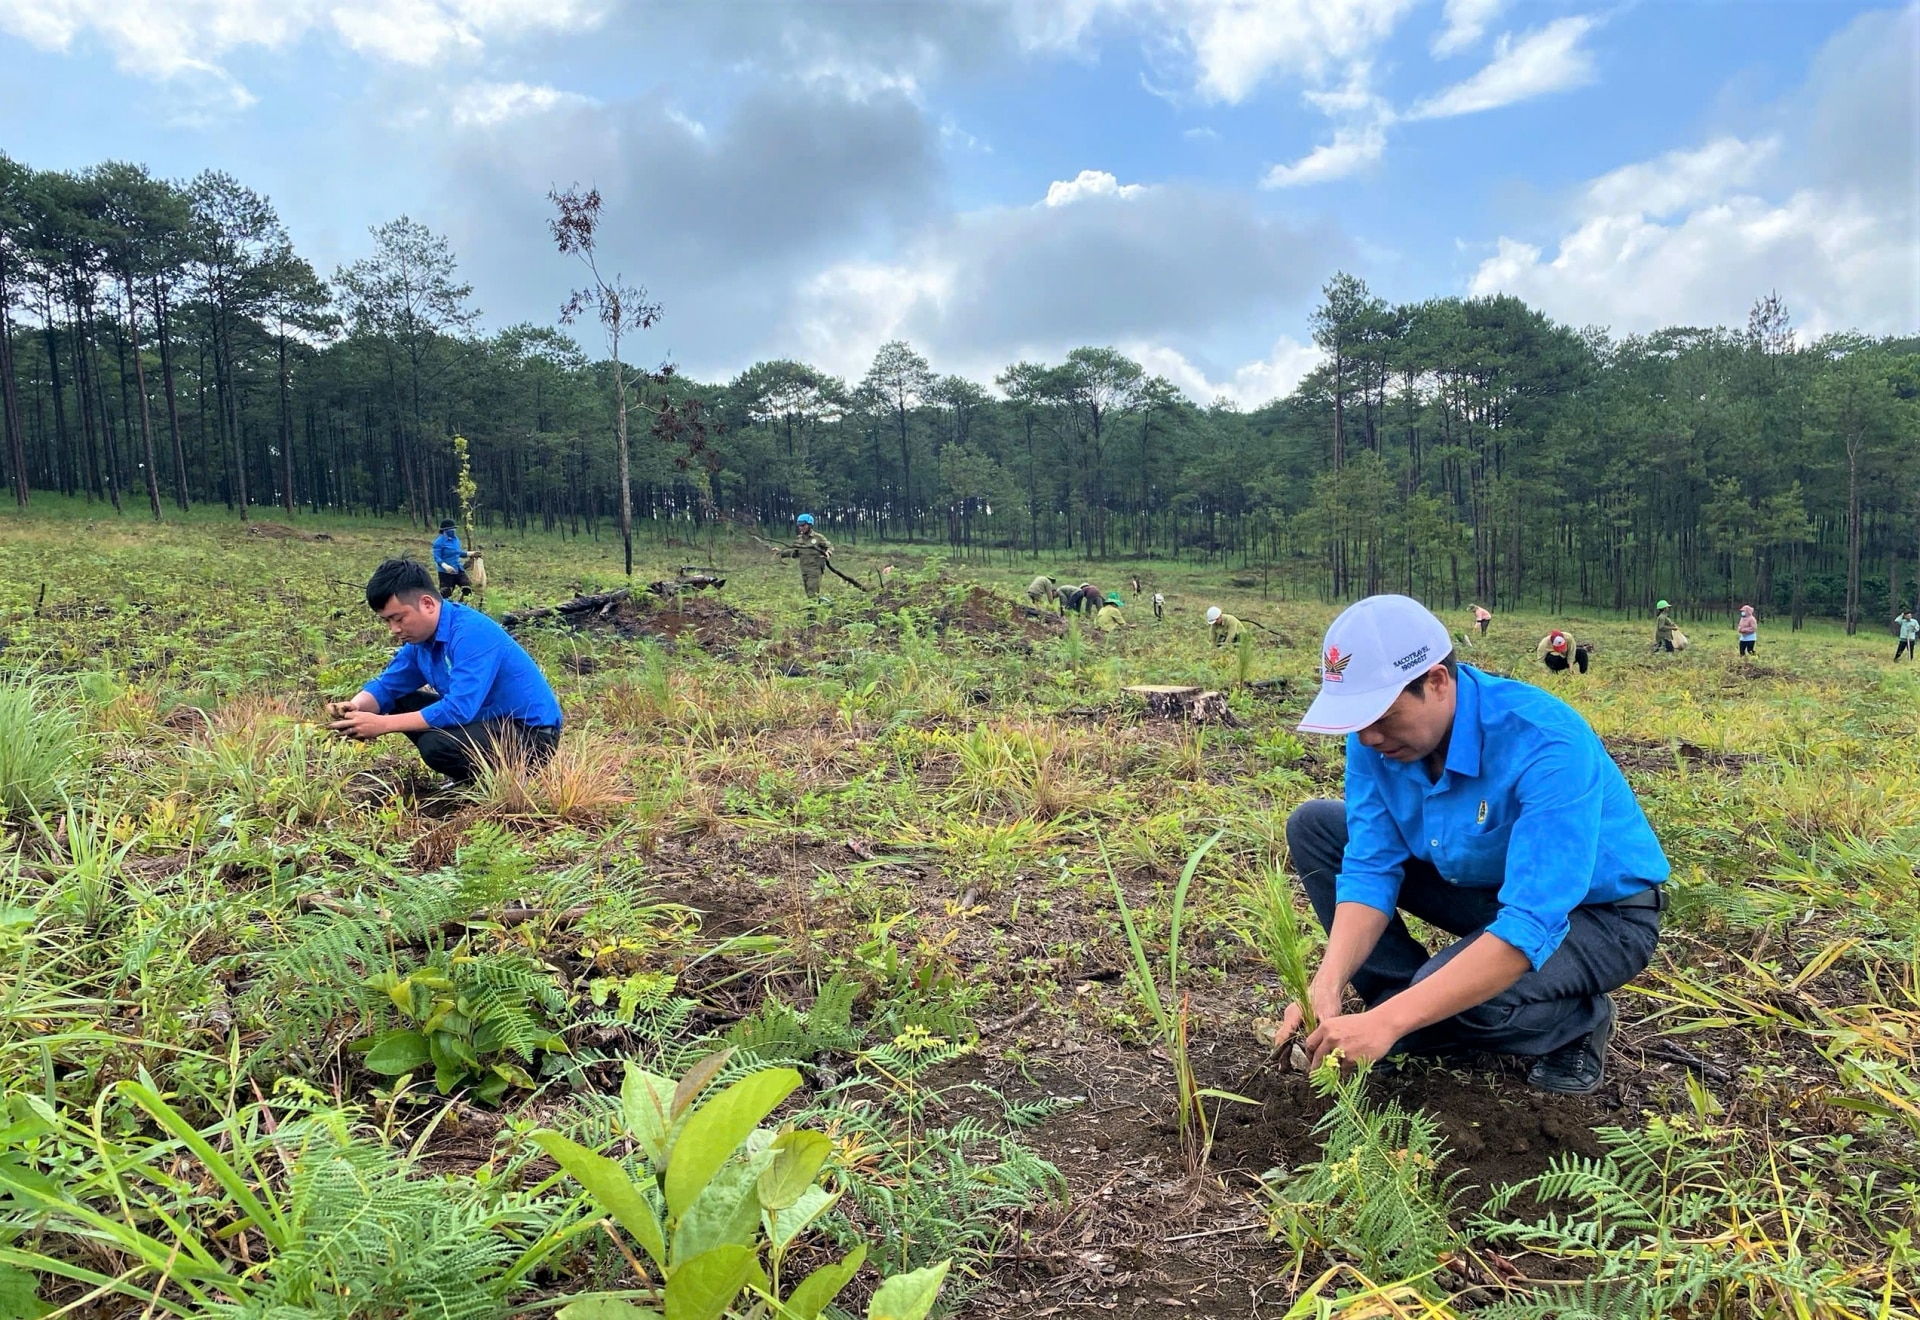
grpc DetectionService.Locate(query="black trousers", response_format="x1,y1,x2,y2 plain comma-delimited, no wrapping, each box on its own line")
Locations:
391,690,559,783
1897,640,1915,661
437,569,472,599
1739,638,1756,655
1284,799,1659,1058
1542,646,1591,675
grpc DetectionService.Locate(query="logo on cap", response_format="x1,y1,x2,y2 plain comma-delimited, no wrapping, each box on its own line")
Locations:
1323,646,1351,681
1393,644,1432,672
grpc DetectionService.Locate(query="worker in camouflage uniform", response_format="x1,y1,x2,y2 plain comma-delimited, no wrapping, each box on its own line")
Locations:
776,513,834,599
1206,605,1246,648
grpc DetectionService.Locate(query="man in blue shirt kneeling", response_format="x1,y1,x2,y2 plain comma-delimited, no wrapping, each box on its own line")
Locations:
328,559,563,786
1272,595,1668,1094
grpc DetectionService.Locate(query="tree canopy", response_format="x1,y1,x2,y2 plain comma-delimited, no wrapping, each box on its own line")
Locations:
1,151,1915,626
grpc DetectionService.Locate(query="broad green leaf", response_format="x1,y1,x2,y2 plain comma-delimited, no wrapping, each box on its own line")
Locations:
671,1154,771,1261
756,1130,831,1211
782,1244,865,1320
622,1064,679,1167
0,1264,52,1319
362,1029,431,1076
664,1069,800,1218
556,1298,663,1319
663,1243,762,1320
534,1131,668,1270
767,1184,838,1251
670,1049,734,1120
867,1261,950,1320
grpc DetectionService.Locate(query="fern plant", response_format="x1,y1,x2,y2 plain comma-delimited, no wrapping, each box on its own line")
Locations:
359,950,568,1103
1261,1060,1460,1294
1476,1108,1877,1318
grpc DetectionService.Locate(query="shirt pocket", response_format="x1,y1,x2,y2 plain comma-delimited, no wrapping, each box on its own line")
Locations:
1448,813,1514,883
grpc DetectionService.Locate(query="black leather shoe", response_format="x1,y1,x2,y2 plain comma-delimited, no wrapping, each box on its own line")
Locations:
1528,994,1615,1094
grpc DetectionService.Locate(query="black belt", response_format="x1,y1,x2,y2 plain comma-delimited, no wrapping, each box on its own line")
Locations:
1603,885,1664,912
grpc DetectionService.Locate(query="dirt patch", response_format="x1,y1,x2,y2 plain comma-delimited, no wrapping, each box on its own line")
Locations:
1606,735,1763,775
562,593,767,652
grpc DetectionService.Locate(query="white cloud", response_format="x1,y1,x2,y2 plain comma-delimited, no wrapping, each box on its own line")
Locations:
1176,0,1418,102
1464,8,1917,339
1431,0,1503,57
0,0,605,88
1261,121,1387,187
450,80,593,127
1469,190,1912,337
1582,136,1779,219
1044,169,1147,207
1411,15,1595,119
1126,335,1322,408
1012,0,1418,105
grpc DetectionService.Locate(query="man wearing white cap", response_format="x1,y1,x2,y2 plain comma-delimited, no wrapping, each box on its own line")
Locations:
1272,595,1668,1094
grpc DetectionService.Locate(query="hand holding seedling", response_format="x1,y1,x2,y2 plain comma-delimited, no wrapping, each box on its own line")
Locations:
327,692,387,739
1301,1009,1402,1070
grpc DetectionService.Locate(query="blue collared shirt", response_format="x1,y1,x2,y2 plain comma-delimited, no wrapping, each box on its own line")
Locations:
432,531,465,575
362,601,563,731
1339,664,1668,969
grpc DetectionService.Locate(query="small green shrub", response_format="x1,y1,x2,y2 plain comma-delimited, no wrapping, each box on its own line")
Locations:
0,677,80,817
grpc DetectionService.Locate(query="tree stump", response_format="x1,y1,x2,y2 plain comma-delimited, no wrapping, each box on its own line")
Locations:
1123,684,1238,725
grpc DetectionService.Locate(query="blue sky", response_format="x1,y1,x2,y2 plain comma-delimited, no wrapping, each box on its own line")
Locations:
2,0,1913,403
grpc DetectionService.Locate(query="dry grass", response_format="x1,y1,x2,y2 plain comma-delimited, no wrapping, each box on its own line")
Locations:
476,730,633,823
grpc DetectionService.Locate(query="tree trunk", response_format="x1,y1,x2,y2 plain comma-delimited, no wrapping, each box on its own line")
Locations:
122,274,163,521
276,330,295,513
153,279,188,510
0,282,27,507
1844,438,1861,635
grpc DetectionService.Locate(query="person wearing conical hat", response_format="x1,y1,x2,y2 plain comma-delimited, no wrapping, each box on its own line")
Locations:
1272,595,1668,1095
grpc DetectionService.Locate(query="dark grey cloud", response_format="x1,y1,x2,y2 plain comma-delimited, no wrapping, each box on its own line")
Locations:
932,185,1343,347
437,77,944,372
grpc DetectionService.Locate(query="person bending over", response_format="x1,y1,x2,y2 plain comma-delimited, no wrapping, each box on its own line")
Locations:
1274,595,1668,1094
329,559,563,786
432,519,473,600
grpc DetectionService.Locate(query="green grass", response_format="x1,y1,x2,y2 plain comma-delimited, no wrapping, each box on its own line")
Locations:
1,504,1917,1317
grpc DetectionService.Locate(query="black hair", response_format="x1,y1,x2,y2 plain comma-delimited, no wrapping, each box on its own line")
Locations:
365,558,437,612
1402,651,1458,699
439,519,456,531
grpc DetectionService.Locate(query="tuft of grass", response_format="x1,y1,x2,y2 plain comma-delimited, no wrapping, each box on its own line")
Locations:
0,675,82,818
1236,860,1321,1034
476,731,632,823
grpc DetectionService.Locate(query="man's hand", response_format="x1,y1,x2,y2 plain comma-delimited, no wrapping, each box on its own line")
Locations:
329,708,391,740
1304,1008,1402,1070
1268,983,1345,1050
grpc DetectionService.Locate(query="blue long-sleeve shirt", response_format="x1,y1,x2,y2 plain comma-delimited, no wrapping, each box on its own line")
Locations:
362,601,563,730
431,531,465,575
1338,664,1668,969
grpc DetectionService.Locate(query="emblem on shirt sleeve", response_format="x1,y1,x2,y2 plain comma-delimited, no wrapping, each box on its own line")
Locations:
1323,646,1351,680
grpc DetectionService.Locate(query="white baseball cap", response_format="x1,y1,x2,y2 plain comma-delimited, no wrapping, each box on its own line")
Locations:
1298,595,1455,735
1205,606,1221,624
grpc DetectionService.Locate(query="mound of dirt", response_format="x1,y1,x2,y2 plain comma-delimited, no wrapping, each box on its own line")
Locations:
864,579,1068,646
593,593,766,652
1213,1060,1605,1195
1606,735,1762,775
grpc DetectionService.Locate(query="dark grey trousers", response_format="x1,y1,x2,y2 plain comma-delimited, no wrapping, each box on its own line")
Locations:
391,690,560,783
1284,798,1660,1058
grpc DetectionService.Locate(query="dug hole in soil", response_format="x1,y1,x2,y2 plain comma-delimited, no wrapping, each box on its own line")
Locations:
965,1011,1611,1317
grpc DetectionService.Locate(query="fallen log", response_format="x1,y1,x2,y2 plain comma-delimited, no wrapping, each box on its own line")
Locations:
502,588,632,628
